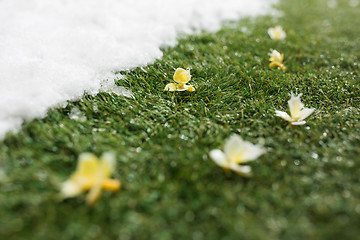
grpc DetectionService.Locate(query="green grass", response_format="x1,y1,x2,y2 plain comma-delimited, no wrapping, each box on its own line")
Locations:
1,0,360,239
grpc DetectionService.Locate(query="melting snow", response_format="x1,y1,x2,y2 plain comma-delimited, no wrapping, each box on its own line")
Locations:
0,0,277,138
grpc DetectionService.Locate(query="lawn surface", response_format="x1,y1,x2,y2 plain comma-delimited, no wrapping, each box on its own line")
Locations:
1,0,359,239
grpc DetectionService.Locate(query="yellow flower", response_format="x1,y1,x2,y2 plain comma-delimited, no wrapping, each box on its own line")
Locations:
209,135,264,177
275,93,315,125
164,68,195,92
61,152,121,205
268,26,286,40
269,50,287,70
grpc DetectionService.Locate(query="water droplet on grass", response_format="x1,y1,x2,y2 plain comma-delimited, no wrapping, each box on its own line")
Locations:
93,128,105,132
294,160,300,166
311,153,319,159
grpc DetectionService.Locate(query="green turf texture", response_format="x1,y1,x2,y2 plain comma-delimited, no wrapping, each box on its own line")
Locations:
1,0,359,239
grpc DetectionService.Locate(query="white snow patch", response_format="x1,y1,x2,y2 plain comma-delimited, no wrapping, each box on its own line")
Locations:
110,86,134,99
0,0,277,138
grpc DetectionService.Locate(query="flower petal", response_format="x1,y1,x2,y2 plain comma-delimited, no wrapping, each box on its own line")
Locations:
229,164,252,177
269,62,281,68
86,182,103,205
223,134,245,158
279,64,287,70
224,134,263,163
298,108,315,121
102,179,121,191
268,26,286,40
164,83,178,91
173,68,190,84
268,28,274,38
77,153,99,177
269,50,286,70
209,149,229,169
269,50,282,61
186,85,195,92
100,152,116,177
288,93,304,118
179,71,191,83
291,121,306,125
61,180,83,198
239,142,264,162
86,166,105,205
275,110,293,122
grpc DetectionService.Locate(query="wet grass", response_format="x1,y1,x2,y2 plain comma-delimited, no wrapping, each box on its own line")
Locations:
1,0,360,239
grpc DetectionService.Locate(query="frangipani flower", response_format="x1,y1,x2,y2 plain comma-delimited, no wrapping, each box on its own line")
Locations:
275,93,315,125
269,50,287,70
268,26,286,40
164,68,195,92
61,152,121,205
209,135,264,177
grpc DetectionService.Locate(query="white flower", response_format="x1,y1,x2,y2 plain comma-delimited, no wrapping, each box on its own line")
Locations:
269,49,286,70
209,135,264,177
275,93,315,125
268,26,286,40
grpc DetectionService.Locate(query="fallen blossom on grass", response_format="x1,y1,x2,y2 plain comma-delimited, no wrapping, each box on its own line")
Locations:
164,68,195,92
61,152,121,205
275,93,315,125
209,134,264,177
269,50,287,70
268,26,286,40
